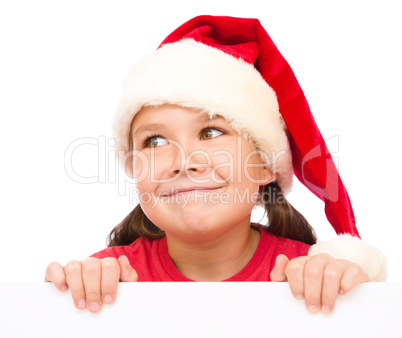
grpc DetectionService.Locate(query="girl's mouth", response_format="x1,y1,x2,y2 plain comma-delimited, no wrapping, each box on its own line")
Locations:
164,187,223,197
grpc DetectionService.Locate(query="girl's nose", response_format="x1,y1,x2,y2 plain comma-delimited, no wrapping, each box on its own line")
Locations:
168,146,210,178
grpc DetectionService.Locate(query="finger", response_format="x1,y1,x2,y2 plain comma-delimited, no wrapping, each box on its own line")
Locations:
118,255,138,282
270,254,289,282
64,260,86,310
285,256,309,300
82,258,102,313
304,256,328,313
321,260,345,314
339,263,369,295
45,262,68,292
101,258,120,304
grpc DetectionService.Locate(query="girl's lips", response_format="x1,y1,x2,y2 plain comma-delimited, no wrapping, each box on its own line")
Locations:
166,187,222,197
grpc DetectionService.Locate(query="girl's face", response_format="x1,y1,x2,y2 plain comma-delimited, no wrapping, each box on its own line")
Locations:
131,105,274,242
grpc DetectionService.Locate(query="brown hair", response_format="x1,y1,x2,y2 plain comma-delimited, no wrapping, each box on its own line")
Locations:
106,181,316,247
260,181,316,245
107,204,164,246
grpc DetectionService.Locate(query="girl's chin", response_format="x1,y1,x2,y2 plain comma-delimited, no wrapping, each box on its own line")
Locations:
156,213,220,238
159,211,251,243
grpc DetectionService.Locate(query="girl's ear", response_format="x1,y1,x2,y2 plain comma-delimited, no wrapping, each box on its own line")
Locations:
255,150,276,186
258,167,276,186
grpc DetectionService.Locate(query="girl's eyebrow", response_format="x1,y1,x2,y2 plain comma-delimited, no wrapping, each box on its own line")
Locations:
133,123,165,135
199,114,223,123
133,116,223,135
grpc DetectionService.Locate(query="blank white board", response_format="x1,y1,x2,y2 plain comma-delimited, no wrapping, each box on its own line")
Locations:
0,282,400,338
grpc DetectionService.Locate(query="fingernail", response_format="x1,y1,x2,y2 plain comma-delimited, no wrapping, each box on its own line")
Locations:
338,289,345,295
103,295,113,304
308,304,320,313
321,305,332,314
77,299,86,309
60,284,68,292
294,294,304,300
88,302,100,312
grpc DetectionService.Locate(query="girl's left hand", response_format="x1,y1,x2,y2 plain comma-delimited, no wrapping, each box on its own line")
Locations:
270,253,369,314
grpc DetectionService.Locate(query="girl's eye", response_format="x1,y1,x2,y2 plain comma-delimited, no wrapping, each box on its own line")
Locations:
145,136,168,148
201,128,223,140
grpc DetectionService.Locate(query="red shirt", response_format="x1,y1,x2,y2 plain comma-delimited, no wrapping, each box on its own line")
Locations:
91,227,310,281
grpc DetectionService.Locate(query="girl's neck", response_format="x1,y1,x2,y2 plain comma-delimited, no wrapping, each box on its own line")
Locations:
165,223,261,281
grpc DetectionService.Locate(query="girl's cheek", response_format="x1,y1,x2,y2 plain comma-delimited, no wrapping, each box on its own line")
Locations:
132,158,149,184
243,165,265,184
132,151,171,184
211,147,260,185
211,155,234,183
241,146,268,184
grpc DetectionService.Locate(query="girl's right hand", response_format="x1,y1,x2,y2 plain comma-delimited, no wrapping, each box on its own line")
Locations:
45,255,138,313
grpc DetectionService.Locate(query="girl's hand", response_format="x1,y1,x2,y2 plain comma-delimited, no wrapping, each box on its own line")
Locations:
270,253,369,314
45,255,138,313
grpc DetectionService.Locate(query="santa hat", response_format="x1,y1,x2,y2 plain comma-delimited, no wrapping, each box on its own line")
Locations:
112,16,386,280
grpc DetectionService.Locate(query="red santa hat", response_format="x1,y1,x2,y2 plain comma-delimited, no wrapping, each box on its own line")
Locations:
113,15,357,237
112,16,386,280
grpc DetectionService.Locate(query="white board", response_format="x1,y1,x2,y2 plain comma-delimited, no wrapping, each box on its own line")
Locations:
0,282,401,338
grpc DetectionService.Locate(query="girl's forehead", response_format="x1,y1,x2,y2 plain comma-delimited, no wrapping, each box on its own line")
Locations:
131,105,230,133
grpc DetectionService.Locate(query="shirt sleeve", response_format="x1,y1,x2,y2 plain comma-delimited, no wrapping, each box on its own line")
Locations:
90,245,132,259
276,236,311,260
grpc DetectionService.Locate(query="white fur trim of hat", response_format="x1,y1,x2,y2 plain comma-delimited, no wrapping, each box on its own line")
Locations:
308,235,387,281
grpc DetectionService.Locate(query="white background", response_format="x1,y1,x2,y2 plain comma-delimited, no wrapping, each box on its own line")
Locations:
1,0,401,282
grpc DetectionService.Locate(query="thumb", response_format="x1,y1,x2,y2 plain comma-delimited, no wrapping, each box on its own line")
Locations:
270,254,289,282
118,255,138,282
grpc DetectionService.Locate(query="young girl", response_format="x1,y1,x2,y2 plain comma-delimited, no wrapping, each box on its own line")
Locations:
45,15,386,315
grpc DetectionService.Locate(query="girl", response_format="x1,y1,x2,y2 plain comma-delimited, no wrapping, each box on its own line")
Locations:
45,15,386,315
